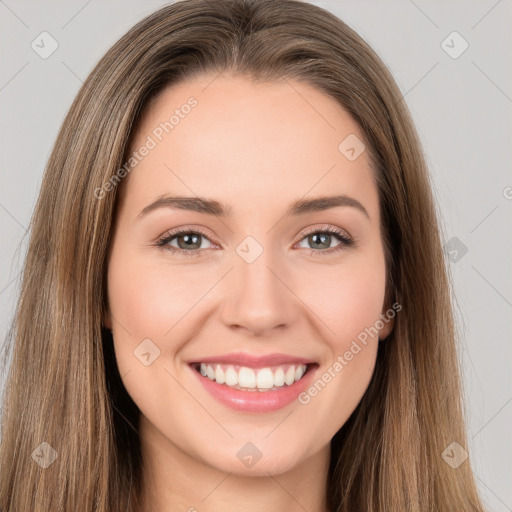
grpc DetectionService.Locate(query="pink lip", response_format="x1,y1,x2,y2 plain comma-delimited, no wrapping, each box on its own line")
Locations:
188,362,319,413
188,352,316,369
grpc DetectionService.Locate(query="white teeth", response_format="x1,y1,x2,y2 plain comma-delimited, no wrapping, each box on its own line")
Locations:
225,367,238,386
256,368,274,389
238,367,256,388
206,365,215,380
274,367,285,387
284,366,296,386
215,365,225,385
197,363,309,391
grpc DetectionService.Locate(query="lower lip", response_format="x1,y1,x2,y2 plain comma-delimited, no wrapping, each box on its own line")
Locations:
190,364,318,413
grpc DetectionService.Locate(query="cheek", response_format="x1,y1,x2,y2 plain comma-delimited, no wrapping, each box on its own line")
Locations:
107,249,208,338
300,249,387,347
107,250,207,418
297,247,386,391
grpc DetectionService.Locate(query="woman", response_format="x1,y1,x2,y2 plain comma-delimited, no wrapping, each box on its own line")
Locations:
0,0,487,510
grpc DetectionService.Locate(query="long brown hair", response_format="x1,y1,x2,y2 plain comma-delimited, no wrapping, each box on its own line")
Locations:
0,0,486,510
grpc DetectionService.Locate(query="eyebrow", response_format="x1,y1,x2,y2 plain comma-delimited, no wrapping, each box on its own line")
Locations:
137,194,369,220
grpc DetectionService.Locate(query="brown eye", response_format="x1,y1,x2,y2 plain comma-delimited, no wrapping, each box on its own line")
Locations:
173,232,203,250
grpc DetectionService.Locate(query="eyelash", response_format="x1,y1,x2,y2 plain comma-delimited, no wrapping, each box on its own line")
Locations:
154,225,354,258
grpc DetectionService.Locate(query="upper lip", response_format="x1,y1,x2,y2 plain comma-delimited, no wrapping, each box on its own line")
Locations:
188,352,317,368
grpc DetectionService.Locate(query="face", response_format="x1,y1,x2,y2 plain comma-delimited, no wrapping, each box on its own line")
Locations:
104,73,393,478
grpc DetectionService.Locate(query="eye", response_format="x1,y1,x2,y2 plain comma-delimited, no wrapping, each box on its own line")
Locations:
155,227,215,257
295,225,354,255
155,225,354,257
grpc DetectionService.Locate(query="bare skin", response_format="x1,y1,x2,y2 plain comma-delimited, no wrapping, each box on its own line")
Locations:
104,73,393,512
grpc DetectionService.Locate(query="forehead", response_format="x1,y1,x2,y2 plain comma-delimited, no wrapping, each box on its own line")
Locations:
121,73,378,220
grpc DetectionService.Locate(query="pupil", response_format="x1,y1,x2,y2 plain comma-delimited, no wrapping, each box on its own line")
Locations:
179,233,200,249
310,233,329,249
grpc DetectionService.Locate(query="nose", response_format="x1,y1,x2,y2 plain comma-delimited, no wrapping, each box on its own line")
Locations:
219,246,297,336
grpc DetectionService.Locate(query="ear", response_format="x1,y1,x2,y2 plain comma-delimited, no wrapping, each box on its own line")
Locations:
378,301,399,340
379,312,394,340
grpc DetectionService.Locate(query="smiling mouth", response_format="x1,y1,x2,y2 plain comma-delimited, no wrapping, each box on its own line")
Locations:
191,362,316,392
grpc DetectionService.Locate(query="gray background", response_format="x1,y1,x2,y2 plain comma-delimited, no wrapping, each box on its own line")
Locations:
0,0,511,509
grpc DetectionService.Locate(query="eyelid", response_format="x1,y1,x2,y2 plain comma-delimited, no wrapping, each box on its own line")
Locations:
155,225,219,249
294,224,352,244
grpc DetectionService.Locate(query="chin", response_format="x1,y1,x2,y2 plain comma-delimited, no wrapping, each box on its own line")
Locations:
198,442,311,477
